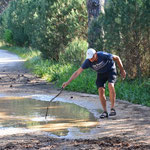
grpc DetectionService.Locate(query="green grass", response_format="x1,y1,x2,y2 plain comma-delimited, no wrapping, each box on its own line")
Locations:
0,45,150,107
115,78,150,106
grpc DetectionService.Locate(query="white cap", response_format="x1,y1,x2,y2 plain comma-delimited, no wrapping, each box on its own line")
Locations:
86,48,96,59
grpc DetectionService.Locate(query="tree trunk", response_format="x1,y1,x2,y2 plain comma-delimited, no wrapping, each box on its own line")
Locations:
87,0,106,48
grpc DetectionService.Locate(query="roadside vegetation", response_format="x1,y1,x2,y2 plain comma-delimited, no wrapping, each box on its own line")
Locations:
0,44,149,107
0,0,149,106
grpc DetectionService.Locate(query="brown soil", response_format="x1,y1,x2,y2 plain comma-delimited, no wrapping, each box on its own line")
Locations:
1,134,150,150
0,49,150,149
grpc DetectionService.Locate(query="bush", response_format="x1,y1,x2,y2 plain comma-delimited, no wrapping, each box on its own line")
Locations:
59,38,88,65
3,29,13,44
0,0,30,46
34,0,87,61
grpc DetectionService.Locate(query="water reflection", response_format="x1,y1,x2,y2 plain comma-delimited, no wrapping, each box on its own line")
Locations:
0,97,99,136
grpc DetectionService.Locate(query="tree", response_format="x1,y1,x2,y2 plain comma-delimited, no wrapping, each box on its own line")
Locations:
87,0,106,47
0,0,87,61
88,0,150,78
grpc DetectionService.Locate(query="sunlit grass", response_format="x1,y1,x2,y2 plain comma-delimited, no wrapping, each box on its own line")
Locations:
0,45,41,60
0,40,5,47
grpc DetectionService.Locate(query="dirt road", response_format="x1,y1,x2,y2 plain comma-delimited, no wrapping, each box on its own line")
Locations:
0,49,150,149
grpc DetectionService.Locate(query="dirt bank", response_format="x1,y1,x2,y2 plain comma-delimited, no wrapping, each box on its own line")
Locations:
1,133,150,150
0,49,150,149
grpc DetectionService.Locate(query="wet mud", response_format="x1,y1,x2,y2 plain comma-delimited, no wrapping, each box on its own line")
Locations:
1,134,150,150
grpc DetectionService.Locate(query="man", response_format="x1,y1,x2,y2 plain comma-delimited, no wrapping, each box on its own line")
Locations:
62,48,126,118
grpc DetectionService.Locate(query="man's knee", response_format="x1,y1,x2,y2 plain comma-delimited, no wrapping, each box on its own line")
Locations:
98,87,105,95
108,83,116,95
108,83,115,89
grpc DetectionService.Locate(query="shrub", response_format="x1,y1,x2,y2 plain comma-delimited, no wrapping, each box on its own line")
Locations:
3,29,13,44
34,0,88,61
59,38,88,65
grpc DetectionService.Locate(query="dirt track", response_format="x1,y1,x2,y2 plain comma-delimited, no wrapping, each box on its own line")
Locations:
0,49,150,149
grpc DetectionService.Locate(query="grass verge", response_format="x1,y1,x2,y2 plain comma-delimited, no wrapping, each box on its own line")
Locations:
0,45,150,107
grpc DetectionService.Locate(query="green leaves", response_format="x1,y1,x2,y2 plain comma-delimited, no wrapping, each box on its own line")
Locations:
88,0,150,78
0,0,87,61
3,29,13,44
59,38,88,65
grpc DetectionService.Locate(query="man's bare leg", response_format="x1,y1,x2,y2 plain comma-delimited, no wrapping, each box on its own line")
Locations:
98,87,107,112
108,82,116,109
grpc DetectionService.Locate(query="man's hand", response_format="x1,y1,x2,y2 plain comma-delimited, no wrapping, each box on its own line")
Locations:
62,81,69,89
121,69,126,80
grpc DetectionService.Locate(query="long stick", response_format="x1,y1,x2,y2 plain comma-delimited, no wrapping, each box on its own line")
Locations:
45,87,63,119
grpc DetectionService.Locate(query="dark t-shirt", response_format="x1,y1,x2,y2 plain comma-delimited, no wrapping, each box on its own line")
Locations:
81,51,116,73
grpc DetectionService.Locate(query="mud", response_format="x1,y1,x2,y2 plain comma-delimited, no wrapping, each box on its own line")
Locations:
1,134,150,150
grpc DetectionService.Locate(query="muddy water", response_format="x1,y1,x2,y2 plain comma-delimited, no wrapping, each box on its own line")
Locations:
0,97,99,137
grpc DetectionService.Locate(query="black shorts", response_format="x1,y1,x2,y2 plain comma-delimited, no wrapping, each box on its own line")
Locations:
96,69,117,88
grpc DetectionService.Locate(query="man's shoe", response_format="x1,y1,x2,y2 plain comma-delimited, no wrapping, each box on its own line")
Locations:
109,108,116,116
100,111,108,119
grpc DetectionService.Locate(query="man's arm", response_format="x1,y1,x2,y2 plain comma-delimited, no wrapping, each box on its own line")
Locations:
112,55,126,79
62,67,84,88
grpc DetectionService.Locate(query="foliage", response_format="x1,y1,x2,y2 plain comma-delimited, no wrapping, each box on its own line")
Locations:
59,38,88,65
36,0,87,60
115,78,150,106
0,0,87,60
88,0,150,78
3,29,13,44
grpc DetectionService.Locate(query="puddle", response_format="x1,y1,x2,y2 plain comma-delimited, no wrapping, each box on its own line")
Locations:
0,97,99,137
